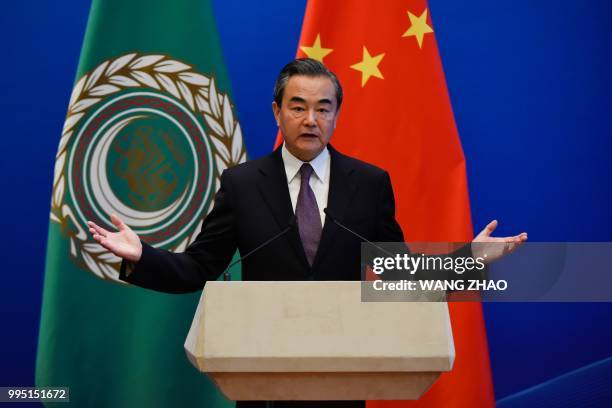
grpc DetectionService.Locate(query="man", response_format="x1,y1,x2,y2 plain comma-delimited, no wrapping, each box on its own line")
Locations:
88,58,527,406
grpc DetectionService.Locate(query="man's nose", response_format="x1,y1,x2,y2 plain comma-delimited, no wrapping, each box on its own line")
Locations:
303,110,317,126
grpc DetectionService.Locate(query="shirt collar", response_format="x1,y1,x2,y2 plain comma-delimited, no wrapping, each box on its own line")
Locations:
281,143,330,184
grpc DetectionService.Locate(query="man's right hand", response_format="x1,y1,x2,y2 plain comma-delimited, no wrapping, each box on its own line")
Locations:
87,214,143,262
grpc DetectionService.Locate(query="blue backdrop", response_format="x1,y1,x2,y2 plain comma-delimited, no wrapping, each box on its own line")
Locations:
1,0,611,404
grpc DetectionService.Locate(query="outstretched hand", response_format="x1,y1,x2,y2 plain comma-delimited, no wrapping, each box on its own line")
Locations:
87,214,142,262
471,220,528,264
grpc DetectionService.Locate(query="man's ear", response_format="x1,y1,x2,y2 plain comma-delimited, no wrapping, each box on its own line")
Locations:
272,101,280,126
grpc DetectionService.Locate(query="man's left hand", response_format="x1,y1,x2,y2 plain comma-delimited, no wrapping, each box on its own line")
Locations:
471,220,528,263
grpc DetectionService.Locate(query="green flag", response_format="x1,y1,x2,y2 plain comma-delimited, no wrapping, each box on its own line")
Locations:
36,0,245,406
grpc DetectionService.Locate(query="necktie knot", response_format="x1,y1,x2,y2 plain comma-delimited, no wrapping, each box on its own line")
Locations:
300,163,314,183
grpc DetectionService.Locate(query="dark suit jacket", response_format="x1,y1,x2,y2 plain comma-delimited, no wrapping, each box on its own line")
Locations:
120,145,404,291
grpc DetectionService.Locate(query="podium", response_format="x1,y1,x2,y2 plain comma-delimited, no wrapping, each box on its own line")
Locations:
185,281,454,401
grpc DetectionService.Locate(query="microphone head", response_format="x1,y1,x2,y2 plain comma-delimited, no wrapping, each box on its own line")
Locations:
323,207,334,220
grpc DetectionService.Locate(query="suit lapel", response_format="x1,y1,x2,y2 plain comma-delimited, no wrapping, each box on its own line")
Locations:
256,148,310,270
311,146,358,271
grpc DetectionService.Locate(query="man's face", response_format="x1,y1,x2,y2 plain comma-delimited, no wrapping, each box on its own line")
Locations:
272,75,339,162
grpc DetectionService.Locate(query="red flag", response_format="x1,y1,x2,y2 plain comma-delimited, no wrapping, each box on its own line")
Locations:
277,0,495,406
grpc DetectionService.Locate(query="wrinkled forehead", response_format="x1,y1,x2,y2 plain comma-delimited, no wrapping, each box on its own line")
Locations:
283,75,337,105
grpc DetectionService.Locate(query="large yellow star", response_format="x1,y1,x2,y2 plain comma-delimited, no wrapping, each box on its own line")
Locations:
402,8,434,49
300,34,333,63
350,46,385,87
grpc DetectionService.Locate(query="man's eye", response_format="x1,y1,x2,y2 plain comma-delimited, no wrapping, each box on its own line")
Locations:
318,109,329,113
292,107,304,112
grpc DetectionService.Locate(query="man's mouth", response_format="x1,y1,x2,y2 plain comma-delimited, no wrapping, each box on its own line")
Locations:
300,133,318,138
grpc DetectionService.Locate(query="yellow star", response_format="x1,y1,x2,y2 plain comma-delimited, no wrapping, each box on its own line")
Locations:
402,8,434,49
300,34,333,63
350,46,385,87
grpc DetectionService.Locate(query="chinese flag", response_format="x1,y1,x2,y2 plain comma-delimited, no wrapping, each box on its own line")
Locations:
278,0,495,406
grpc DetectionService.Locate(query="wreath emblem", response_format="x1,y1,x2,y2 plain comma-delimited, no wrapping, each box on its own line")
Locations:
51,53,246,282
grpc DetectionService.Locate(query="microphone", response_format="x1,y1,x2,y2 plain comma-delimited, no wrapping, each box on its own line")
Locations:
323,208,395,258
223,216,297,281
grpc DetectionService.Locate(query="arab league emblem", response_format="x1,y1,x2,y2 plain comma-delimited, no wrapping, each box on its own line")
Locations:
51,53,246,282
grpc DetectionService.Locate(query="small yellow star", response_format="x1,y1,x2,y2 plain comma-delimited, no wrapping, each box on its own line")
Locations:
402,8,434,49
350,46,385,87
300,34,333,63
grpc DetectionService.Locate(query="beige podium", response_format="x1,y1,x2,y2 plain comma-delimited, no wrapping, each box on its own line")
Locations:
185,281,454,401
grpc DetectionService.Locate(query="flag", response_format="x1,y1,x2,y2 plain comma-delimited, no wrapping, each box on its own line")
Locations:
36,0,245,406
289,0,495,406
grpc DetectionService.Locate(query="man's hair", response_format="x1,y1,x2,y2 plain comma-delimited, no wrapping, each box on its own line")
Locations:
273,58,343,111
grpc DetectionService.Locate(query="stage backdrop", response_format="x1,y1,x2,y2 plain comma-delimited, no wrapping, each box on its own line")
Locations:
1,0,611,406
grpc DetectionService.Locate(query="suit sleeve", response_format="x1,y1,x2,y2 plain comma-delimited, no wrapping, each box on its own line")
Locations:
373,171,481,284
375,171,405,242
119,170,238,293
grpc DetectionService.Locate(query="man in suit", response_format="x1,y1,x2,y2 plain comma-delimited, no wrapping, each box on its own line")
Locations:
87,58,527,407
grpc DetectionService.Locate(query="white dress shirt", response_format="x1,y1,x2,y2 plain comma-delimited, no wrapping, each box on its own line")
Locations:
281,144,330,226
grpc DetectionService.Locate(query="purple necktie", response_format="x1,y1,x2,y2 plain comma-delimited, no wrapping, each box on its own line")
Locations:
296,163,322,266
